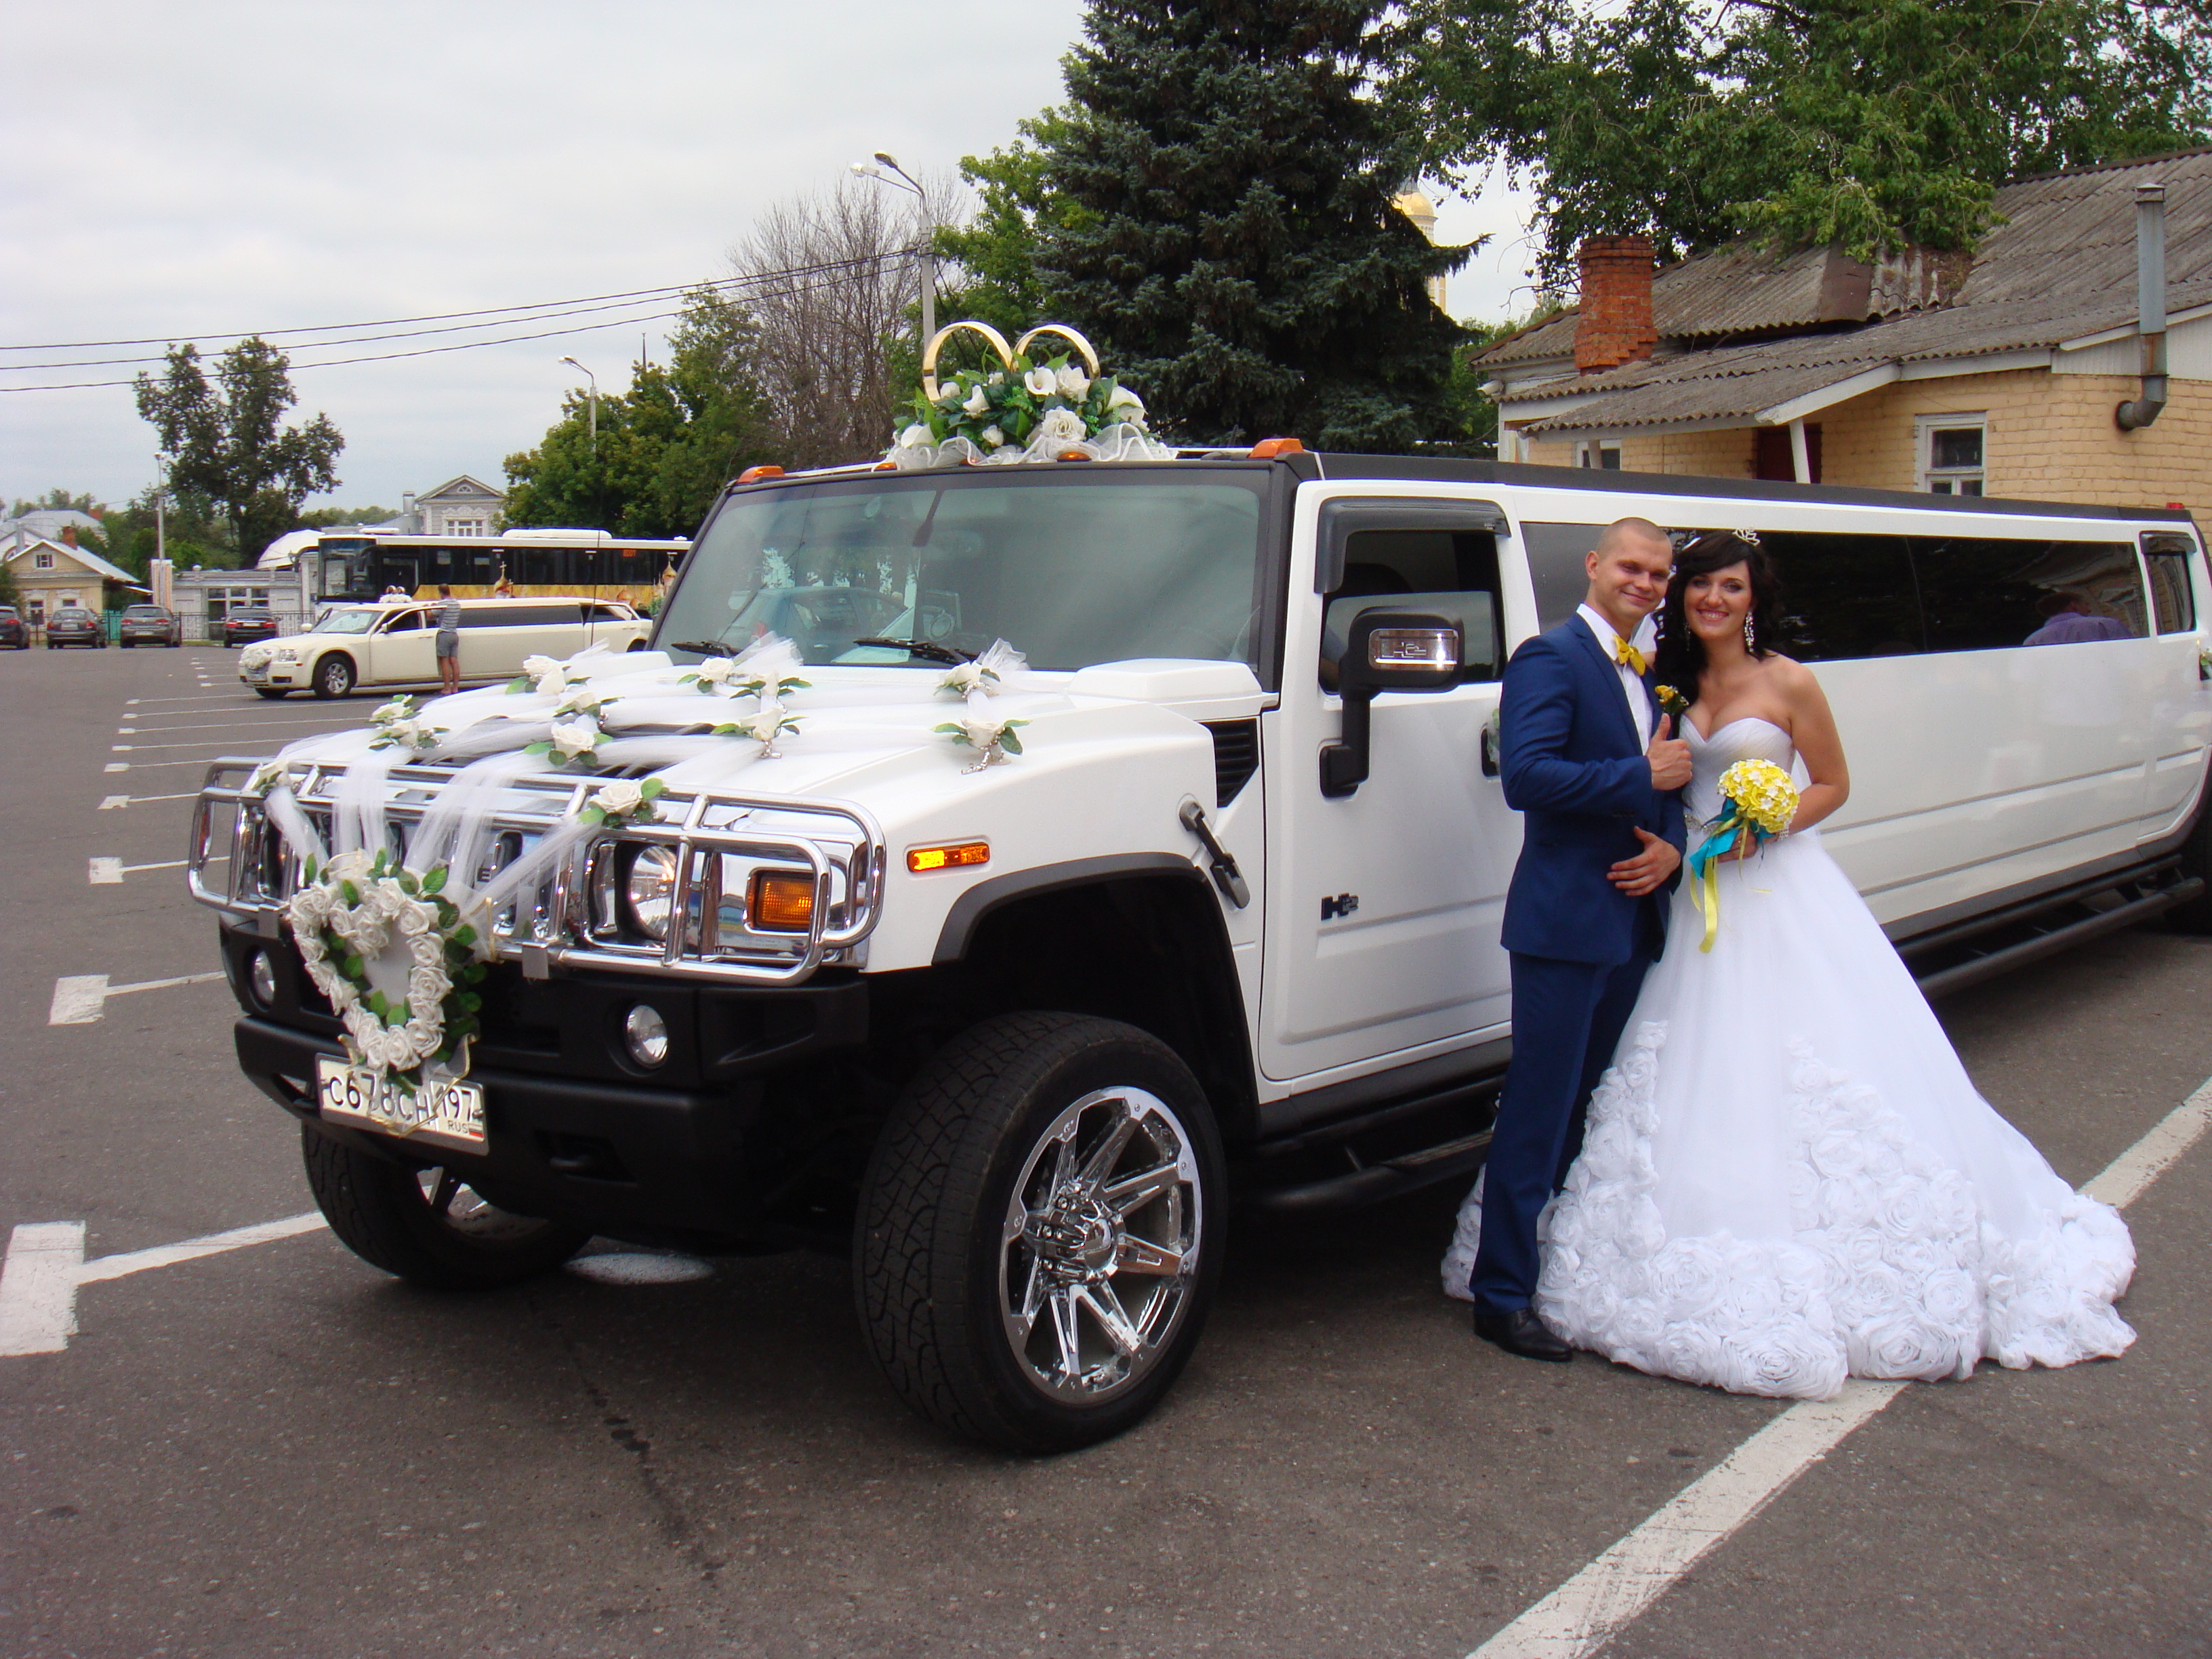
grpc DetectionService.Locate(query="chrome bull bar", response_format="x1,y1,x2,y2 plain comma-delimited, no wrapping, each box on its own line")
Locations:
187,756,886,985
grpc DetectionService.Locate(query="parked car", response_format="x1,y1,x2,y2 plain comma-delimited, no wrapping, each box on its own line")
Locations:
0,606,26,649
236,595,651,699
194,451,2211,1452
221,608,281,649
44,607,106,649
119,604,182,647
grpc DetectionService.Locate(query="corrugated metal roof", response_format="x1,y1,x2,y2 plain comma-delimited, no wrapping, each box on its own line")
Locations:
1486,146,2212,390
1498,147,2212,429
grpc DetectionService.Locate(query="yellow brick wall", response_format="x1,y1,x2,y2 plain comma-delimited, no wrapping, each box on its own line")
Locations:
1510,371,2212,523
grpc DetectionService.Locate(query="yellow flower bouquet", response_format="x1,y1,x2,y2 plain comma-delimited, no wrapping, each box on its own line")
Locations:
1687,758,1799,950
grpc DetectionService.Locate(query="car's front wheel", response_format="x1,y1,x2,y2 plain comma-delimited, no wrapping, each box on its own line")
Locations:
300,1125,590,1290
312,654,355,698
855,1012,1224,1454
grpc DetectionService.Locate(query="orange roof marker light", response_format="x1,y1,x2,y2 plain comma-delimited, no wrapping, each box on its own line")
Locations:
737,465,785,485
1248,437,1305,459
907,841,991,874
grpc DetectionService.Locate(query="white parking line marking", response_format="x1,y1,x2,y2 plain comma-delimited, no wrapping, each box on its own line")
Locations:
98,795,129,810
1465,1075,2212,1659
0,1225,85,1355
47,970,227,1024
75,1212,325,1286
97,792,193,811
104,762,127,773
89,857,190,884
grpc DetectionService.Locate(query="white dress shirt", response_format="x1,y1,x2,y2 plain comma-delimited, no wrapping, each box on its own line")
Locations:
1578,603,1658,748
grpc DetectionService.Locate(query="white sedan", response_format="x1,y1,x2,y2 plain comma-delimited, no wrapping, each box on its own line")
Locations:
239,596,651,699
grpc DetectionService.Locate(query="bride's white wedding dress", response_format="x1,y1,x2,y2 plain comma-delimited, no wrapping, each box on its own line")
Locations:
1443,716,2135,1398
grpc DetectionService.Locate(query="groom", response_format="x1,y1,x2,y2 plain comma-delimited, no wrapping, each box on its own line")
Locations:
1469,517,1691,1362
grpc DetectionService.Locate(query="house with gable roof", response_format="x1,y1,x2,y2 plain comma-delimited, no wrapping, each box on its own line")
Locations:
1479,148,2212,521
3,523,146,628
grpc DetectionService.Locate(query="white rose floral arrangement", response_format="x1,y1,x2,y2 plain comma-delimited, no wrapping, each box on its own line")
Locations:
285,847,489,1092
367,695,448,755
889,321,1168,468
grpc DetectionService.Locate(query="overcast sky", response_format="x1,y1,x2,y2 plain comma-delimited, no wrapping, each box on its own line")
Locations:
1,0,1539,517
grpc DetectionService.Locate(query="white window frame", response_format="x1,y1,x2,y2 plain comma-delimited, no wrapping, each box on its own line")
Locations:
1576,439,1622,470
1917,413,1987,496
33,551,54,569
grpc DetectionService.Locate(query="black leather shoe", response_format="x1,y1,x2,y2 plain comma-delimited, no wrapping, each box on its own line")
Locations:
1472,1307,1574,1363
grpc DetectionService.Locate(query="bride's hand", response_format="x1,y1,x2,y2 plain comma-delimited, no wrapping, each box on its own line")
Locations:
1609,827,1681,897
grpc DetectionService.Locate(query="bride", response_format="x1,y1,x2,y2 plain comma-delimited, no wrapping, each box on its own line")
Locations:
1443,530,2136,1398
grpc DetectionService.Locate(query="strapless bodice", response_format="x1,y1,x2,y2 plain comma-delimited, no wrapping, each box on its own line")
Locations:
1684,716,1795,823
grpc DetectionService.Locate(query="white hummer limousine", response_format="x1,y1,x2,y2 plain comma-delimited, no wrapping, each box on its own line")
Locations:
190,451,2210,1451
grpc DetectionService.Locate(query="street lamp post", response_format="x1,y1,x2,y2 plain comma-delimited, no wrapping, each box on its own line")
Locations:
559,356,603,530
851,150,935,345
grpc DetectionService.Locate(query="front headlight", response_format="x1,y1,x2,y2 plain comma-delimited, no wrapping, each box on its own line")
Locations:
274,648,300,662
623,845,680,939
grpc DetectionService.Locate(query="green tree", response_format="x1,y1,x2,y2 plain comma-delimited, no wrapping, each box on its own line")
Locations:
505,288,777,538
935,110,1095,346
1031,0,1471,451
298,505,394,529
1395,0,2212,279
133,337,344,563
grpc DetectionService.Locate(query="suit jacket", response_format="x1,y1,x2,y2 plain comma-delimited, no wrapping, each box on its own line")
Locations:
1498,617,1687,964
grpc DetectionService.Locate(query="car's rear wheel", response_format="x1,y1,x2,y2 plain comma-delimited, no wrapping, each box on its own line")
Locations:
312,654,355,698
300,1124,590,1290
855,1012,1223,1454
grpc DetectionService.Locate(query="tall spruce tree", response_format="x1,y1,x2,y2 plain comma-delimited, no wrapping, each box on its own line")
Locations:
1038,0,1470,451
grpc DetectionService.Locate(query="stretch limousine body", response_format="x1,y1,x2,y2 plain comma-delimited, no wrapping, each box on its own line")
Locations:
191,453,2209,1450
237,595,651,699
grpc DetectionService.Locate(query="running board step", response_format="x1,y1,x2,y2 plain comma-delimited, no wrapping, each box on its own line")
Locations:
1914,876,2203,1000
1244,1130,1492,1215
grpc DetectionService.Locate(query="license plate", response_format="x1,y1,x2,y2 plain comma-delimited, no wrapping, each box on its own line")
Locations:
314,1055,485,1151
246,663,270,682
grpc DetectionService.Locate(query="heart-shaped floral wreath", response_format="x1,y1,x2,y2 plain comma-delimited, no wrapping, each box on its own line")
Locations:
286,848,489,1092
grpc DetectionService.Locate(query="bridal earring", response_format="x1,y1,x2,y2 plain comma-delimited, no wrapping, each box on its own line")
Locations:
1744,615,1757,650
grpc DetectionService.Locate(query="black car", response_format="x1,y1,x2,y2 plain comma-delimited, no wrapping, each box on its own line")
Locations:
119,603,182,647
0,606,26,649
221,608,281,648
44,607,106,649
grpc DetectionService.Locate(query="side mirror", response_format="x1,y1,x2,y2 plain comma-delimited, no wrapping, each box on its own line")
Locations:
1319,609,1461,798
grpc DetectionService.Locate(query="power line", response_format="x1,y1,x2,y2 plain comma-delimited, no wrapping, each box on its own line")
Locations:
0,258,928,394
0,247,926,360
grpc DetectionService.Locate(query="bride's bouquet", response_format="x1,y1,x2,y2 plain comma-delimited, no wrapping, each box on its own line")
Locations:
1687,758,1799,951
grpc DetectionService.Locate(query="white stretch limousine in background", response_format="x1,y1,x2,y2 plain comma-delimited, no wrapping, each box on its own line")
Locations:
192,452,2209,1452
237,596,650,699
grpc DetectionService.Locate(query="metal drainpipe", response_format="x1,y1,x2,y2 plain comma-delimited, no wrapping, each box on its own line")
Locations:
2116,182,2169,431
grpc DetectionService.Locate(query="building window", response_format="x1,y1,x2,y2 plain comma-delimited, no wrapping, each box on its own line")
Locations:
1919,415,1986,495
447,520,483,536
1576,441,1622,470
33,551,54,569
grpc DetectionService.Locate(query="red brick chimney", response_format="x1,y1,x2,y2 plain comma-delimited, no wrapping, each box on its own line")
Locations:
60,524,79,548
1575,236,1658,375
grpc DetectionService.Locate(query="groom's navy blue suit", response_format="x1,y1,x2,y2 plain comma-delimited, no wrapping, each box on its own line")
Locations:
1468,614,1687,1315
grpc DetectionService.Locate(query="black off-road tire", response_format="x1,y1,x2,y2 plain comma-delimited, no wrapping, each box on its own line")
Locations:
2169,798,2212,935
312,653,355,699
300,1123,589,1290
855,1011,1225,1454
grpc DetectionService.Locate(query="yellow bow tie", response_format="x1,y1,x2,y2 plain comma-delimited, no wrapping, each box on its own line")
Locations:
1612,636,1647,676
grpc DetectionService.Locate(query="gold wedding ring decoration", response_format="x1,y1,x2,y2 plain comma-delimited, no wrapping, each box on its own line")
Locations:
920,321,1103,401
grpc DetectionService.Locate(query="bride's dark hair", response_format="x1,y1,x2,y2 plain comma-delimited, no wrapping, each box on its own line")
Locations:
1653,530,1784,692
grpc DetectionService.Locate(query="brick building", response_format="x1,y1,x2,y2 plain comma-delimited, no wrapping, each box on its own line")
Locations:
1478,148,2212,520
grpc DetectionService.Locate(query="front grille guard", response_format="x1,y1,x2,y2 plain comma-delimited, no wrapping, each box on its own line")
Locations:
188,756,886,985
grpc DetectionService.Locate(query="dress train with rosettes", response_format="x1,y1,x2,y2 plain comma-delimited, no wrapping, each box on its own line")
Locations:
1442,716,2135,1398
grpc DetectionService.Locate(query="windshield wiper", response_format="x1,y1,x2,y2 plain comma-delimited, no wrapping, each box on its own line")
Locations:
669,640,739,656
853,636,975,665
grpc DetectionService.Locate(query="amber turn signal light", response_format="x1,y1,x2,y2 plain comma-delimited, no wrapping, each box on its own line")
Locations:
1248,437,1305,459
737,464,785,484
747,867,816,932
907,841,989,874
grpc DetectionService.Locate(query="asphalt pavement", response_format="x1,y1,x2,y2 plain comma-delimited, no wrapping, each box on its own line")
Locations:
1,642,2207,1658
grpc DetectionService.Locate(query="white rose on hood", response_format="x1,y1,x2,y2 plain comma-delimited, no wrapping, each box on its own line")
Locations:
958,717,1006,750
1022,366,1057,398
1036,407,1088,447
1055,365,1090,399
591,779,644,817
979,426,1006,449
962,384,991,417
549,718,601,761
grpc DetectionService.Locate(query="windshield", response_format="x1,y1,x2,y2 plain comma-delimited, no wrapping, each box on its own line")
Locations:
314,608,380,634
659,470,1271,670
125,607,165,618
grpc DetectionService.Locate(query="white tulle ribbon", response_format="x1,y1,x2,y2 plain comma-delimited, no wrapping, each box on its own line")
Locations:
886,420,1172,471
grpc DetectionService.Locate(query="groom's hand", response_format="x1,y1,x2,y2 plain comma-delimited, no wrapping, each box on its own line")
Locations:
1647,714,1692,791
1610,827,1681,897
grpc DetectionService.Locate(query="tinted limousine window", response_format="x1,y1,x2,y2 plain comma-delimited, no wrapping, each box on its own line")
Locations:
2143,532,2200,634
1912,537,2143,651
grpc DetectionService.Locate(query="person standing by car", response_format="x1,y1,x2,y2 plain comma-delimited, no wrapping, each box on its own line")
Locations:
433,585,462,695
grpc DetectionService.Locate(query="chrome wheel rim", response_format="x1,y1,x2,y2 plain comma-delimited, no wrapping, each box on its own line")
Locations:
414,1168,548,1244
998,1086,1202,1404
